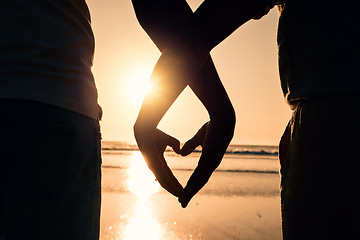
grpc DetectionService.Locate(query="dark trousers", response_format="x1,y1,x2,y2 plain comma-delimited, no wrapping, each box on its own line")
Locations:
0,100,102,240
280,95,360,240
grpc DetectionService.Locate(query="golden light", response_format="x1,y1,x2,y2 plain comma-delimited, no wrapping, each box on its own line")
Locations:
123,198,162,240
126,68,153,108
123,151,163,240
127,151,160,198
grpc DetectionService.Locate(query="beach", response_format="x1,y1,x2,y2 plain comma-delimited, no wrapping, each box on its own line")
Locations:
99,143,282,240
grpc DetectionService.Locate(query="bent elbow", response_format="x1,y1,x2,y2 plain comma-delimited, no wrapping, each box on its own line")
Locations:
210,104,236,142
133,120,148,144
226,109,236,141
219,104,236,131
133,121,141,144
133,119,157,147
227,106,236,131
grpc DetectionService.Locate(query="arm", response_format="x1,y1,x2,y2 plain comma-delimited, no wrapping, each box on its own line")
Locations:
132,0,193,197
134,0,271,200
177,0,271,208
133,50,190,197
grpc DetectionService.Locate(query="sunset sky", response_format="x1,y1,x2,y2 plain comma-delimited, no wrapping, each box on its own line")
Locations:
86,0,292,146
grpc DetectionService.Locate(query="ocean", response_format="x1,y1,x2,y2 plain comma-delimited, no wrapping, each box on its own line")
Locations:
101,141,281,197
102,141,280,174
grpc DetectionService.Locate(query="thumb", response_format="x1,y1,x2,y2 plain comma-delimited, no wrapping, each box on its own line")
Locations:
180,122,209,156
156,129,181,154
167,134,181,154
178,183,201,208
180,138,200,156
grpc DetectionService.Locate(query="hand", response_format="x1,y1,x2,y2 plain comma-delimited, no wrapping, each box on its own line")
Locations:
180,122,208,156
135,128,183,197
178,119,234,208
178,122,209,207
153,129,184,197
156,129,181,155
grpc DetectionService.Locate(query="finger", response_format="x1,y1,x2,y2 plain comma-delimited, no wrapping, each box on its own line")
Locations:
180,122,209,156
167,134,181,154
156,129,181,154
178,184,201,208
151,155,183,197
178,190,191,208
178,166,212,207
154,168,183,197
180,138,200,156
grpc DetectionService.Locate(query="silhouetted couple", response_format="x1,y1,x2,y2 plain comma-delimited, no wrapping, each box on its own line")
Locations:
1,0,359,239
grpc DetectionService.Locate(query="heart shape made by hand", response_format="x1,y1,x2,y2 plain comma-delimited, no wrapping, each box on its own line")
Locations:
144,123,208,199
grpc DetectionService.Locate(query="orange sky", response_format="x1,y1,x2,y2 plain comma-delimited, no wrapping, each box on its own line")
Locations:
86,0,291,146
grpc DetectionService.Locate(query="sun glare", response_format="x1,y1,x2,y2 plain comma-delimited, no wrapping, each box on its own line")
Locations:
123,151,163,240
127,68,153,107
127,151,160,198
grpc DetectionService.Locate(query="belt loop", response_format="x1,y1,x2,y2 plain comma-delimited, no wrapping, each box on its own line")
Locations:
97,105,103,121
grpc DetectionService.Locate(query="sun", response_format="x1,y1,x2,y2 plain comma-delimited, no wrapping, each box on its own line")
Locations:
126,68,153,107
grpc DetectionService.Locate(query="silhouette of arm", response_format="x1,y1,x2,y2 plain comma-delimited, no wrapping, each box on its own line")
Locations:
132,0,193,197
169,0,272,208
133,0,271,202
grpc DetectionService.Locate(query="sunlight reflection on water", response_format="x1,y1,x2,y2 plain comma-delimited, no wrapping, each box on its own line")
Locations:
122,151,163,240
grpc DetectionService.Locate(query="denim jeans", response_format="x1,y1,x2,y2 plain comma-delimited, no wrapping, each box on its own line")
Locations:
0,100,102,240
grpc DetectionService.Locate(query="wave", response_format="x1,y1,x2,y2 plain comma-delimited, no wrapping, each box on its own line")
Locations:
174,168,279,174
102,146,139,151
101,165,278,174
189,149,278,156
101,147,278,156
101,141,279,156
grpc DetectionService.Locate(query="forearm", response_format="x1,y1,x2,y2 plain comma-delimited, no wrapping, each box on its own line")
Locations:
135,0,266,128
133,0,267,131
177,0,270,54
133,0,267,202
133,47,198,134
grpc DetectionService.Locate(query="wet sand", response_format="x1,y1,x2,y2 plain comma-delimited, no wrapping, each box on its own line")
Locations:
100,167,282,240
